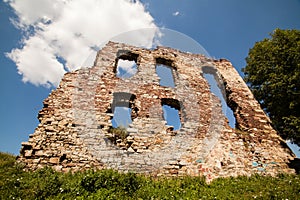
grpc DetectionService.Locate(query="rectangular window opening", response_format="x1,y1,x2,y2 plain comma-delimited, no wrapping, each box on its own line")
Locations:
156,58,175,87
161,98,181,130
111,92,137,128
112,107,132,128
203,67,236,128
115,50,138,79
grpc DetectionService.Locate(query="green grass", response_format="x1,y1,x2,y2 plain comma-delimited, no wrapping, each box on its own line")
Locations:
1,152,300,199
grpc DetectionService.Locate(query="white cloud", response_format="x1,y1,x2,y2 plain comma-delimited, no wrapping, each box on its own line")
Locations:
172,11,180,16
4,0,65,29
6,36,65,87
117,59,137,78
5,0,158,87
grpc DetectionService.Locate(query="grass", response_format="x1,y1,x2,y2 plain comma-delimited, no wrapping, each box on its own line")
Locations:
1,152,300,199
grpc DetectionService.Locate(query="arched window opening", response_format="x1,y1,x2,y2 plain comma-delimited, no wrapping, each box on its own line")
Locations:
156,58,175,87
161,98,181,130
202,66,236,128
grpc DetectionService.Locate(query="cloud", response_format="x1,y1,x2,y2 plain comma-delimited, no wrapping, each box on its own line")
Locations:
5,0,158,87
6,36,65,87
172,11,180,16
116,59,137,78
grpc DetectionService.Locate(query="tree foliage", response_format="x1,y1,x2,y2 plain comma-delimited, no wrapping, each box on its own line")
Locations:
243,29,300,144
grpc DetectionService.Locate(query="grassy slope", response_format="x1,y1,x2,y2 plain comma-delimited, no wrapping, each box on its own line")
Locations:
1,152,299,199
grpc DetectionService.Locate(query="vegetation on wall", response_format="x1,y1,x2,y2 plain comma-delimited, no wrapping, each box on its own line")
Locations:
1,152,300,199
243,29,300,144
107,126,129,144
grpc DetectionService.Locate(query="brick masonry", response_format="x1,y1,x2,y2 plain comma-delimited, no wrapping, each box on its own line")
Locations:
18,41,296,181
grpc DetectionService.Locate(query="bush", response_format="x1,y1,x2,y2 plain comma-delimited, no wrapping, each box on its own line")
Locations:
108,126,129,144
80,169,142,197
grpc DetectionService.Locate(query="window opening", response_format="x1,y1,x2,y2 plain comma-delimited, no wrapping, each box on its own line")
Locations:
156,58,175,87
112,107,132,128
115,50,138,79
111,92,136,128
203,67,236,128
161,98,181,130
286,140,300,158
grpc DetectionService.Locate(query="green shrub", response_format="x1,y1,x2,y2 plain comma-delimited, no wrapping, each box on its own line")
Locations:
31,167,62,199
108,126,129,142
80,169,142,197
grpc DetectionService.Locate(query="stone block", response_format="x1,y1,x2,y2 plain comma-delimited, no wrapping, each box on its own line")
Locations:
24,150,33,158
127,128,138,133
35,150,44,156
49,157,60,164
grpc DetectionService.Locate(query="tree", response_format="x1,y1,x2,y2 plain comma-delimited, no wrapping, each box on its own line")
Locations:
243,29,300,145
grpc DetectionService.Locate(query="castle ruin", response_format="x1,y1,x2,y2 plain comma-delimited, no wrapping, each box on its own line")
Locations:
18,41,296,181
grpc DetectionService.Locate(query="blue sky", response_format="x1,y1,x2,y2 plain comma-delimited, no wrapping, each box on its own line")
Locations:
1,0,300,155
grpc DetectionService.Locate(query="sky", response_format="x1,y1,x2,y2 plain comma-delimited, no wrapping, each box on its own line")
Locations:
0,0,300,155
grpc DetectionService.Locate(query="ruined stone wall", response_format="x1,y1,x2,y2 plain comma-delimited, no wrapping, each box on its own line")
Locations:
18,41,295,181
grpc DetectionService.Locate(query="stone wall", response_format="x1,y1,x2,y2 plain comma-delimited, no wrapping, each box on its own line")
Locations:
18,41,296,181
